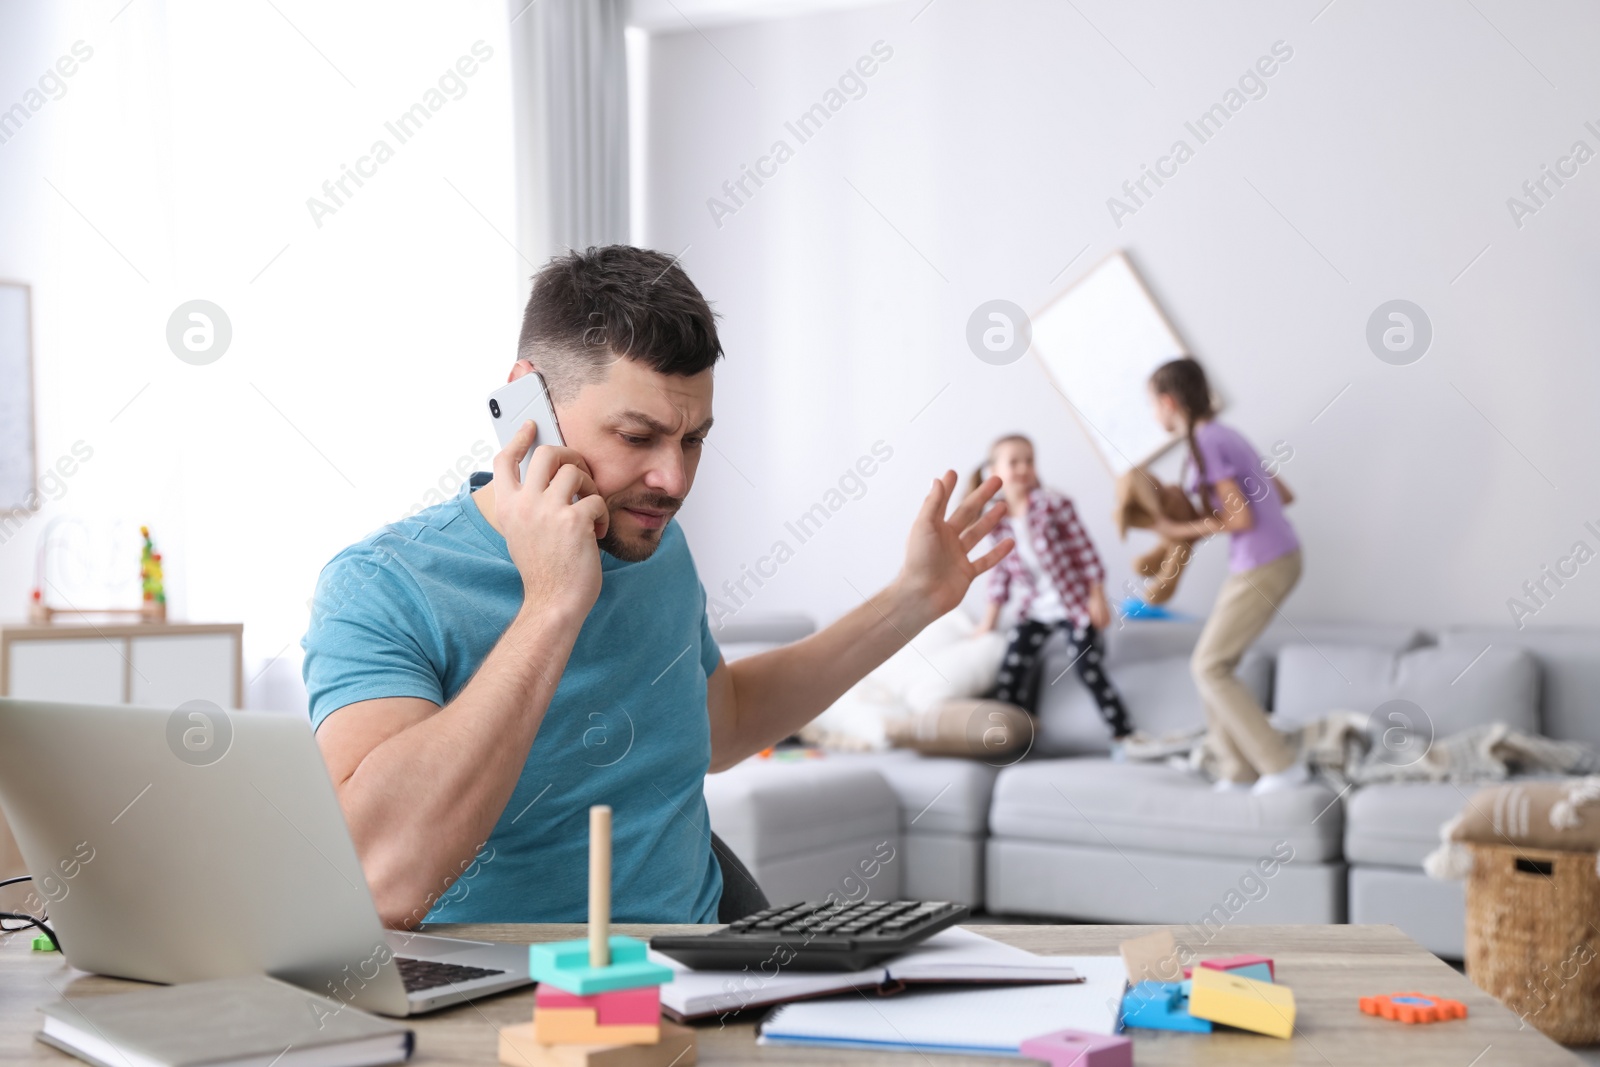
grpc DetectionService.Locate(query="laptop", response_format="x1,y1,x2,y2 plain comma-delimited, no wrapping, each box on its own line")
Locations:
0,697,531,1015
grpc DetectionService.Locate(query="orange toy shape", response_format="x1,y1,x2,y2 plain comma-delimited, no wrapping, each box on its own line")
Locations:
1359,993,1468,1024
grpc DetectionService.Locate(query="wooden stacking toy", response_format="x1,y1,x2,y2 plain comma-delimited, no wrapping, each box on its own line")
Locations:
499,806,696,1066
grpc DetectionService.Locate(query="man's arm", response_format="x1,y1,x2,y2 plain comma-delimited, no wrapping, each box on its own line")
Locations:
706,471,1011,771
316,609,579,927
314,421,609,927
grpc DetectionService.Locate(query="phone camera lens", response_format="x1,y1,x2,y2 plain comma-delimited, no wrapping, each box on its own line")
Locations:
489,399,501,418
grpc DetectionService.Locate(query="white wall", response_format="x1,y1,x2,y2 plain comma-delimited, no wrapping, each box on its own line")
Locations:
643,0,1600,633
0,1,521,705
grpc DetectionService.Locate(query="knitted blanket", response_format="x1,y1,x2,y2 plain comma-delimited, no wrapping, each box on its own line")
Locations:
1127,716,1600,788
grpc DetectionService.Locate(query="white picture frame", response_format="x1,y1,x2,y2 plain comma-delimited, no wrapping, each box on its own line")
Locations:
1029,251,1213,476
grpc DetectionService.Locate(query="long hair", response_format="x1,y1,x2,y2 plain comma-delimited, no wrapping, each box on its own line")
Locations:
1149,358,1216,513
970,433,1032,494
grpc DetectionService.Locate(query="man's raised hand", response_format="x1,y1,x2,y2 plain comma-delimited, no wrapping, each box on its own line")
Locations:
492,419,610,623
894,471,1013,626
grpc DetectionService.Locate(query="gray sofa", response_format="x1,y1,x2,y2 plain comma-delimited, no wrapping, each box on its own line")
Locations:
982,619,1420,931
708,616,1600,959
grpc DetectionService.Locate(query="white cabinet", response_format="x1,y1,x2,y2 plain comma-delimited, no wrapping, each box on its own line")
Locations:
1,623,243,708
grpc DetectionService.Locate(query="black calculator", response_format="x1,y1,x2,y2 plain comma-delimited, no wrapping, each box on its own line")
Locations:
649,899,969,971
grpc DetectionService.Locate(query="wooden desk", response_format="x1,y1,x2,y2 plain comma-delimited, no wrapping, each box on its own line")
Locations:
0,923,1582,1065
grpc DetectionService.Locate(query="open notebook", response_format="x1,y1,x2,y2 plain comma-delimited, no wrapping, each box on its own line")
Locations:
757,955,1129,1055
651,927,1082,1022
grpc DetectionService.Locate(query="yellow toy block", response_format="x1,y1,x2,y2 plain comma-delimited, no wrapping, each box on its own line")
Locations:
500,1020,697,1066
1187,963,1296,1039
534,1006,660,1046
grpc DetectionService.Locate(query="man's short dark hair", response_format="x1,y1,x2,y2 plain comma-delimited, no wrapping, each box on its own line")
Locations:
517,245,722,403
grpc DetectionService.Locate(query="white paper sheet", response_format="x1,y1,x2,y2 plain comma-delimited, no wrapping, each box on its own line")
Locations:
757,955,1127,1055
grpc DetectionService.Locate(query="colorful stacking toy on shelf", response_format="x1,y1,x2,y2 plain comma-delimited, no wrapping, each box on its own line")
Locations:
499,806,696,1066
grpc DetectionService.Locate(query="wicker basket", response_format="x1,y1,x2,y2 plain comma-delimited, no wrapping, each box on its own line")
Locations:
1464,842,1600,1045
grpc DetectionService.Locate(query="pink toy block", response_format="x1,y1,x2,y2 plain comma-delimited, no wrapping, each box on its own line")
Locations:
1182,953,1275,981
1018,1029,1133,1067
534,983,661,1026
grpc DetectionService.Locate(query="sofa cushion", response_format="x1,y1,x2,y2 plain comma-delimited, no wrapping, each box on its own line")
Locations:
1392,644,1539,736
1099,620,1207,665
1096,620,1422,667
1035,651,1270,756
988,759,1343,862
1270,644,1401,727
1348,865,1465,959
703,760,898,864
830,751,999,836
1343,782,1470,868
1255,621,1424,656
1443,627,1600,746
1272,643,1540,740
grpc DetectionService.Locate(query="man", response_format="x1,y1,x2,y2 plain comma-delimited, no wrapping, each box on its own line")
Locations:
302,245,1013,929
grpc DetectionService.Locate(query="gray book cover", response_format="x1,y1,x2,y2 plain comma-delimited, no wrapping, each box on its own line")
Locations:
37,975,414,1067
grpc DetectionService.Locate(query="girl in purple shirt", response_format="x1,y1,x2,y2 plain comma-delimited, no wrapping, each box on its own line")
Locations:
1147,358,1307,795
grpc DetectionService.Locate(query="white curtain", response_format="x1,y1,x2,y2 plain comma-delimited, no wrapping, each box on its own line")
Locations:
509,0,631,271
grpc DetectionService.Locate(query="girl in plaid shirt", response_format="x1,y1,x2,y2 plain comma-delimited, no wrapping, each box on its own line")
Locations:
973,434,1131,741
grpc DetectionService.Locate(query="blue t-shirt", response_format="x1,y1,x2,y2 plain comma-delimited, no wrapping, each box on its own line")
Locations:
300,472,723,924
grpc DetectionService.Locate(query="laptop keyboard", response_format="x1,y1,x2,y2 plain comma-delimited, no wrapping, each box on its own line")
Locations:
395,955,507,992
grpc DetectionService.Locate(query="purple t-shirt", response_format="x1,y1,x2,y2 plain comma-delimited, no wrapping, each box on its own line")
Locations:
1186,421,1299,573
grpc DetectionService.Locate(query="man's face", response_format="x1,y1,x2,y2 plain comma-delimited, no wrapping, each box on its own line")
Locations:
513,356,713,562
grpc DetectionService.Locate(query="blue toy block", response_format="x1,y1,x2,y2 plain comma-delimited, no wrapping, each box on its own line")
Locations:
528,935,674,995
1122,981,1213,1033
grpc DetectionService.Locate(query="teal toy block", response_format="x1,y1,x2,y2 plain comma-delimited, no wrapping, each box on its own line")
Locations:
1184,954,1275,983
1215,962,1272,983
1122,981,1212,1033
528,935,673,995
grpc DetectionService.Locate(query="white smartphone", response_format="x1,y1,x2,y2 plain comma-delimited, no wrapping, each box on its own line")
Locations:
488,371,565,482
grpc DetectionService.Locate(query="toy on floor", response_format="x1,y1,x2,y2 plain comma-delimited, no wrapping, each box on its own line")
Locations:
1118,596,1185,620
499,805,695,1067
1359,992,1468,1024
1020,1028,1133,1066
1187,963,1296,1039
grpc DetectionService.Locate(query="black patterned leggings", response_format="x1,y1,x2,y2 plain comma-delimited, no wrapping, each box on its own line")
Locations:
992,619,1131,738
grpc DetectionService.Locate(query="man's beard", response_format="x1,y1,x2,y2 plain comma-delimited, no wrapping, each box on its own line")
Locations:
597,493,681,562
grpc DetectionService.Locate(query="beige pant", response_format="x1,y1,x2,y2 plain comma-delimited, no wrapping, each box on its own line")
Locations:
1191,549,1303,782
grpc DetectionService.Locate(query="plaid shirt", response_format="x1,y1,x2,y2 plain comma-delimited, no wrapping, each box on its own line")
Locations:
987,488,1105,626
